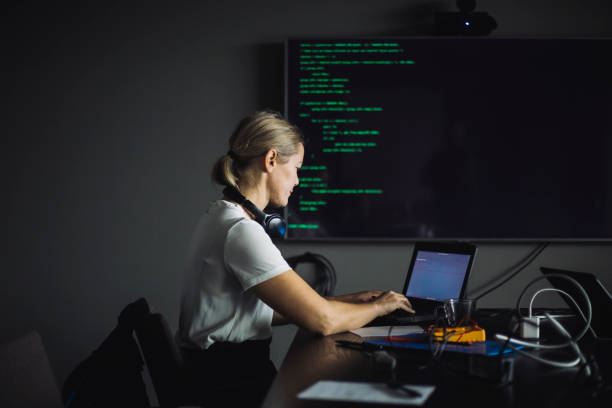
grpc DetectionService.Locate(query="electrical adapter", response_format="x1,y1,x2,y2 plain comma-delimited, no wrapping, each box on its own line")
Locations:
520,316,540,339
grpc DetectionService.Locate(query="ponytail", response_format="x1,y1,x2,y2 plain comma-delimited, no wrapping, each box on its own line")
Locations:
211,153,238,188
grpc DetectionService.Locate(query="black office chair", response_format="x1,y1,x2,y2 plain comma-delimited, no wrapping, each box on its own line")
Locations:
133,301,200,408
62,298,151,407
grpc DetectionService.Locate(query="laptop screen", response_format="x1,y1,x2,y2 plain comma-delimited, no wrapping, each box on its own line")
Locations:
405,250,472,301
541,267,612,340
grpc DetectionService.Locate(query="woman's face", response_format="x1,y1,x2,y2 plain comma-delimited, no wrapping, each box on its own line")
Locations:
268,143,304,208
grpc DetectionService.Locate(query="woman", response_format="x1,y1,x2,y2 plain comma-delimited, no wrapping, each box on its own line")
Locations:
177,110,414,406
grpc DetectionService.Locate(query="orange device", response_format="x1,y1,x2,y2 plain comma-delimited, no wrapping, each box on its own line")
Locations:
427,325,486,344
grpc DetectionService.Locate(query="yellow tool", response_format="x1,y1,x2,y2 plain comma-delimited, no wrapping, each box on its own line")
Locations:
427,325,486,344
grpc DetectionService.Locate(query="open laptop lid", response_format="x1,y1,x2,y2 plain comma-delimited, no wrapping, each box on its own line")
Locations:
402,242,477,306
541,267,612,341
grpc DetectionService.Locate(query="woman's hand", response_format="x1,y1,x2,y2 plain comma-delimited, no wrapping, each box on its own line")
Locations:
371,290,415,316
255,270,416,336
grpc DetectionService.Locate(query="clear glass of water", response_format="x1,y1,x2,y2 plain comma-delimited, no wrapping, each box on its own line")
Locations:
443,298,476,327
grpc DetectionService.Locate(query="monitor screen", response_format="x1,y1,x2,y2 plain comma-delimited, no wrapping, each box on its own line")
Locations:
406,250,471,301
284,37,612,240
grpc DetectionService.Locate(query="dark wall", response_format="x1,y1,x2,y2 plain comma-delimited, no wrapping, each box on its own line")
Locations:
3,0,612,391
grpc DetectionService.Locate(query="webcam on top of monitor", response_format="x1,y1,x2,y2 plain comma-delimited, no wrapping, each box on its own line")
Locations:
435,0,498,36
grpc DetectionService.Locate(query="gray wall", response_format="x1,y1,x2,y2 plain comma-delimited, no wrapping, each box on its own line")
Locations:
4,0,612,397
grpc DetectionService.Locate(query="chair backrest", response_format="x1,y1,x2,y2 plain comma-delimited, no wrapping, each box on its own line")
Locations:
0,331,63,408
61,299,150,408
134,311,188,408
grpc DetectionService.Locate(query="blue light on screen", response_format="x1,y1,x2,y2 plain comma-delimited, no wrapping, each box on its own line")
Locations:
406,251,471,301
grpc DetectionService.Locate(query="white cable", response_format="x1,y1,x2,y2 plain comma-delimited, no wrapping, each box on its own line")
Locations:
529,288,570,317
496,312,591,373
545,312,590,376
517,288,590,348
495,331,585,351
528,288,588,323
502,301,585,349
494,274,593,372
514,274,592,348
494,336,581,368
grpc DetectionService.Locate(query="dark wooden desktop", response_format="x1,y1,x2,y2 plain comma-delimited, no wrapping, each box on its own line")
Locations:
262,312,611,407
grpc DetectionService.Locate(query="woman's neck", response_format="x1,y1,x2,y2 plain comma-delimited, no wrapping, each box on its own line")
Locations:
236,181,268,211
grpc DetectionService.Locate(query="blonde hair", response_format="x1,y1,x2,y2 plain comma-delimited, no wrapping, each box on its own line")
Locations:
211,110,304,189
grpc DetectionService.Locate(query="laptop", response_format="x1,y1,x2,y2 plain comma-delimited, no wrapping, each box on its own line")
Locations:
371,241,477,325
540,267,612,341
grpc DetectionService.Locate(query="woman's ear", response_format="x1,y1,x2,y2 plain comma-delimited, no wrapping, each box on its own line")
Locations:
263,149,278,173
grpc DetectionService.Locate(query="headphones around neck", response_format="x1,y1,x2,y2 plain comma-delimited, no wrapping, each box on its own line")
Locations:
222,185,287,238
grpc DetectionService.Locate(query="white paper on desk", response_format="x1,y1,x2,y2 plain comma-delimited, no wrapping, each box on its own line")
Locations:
298,380,435,406
350,325,424,338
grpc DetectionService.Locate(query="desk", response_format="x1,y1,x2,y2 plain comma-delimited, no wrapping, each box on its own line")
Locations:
263,314,612,407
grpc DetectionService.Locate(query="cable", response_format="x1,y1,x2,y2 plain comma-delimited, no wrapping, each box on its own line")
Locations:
493,274,593,373
310,252,337,295
497,311,589,374
473,242,549,300
514,274,592,346
469,243,546,296
418,306,453,368
286,252,337,296
499,341,581,368
528,288,587,322
546,311,590,373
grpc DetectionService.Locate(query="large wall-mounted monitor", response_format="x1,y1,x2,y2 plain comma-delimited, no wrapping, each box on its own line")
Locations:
284,38,612,240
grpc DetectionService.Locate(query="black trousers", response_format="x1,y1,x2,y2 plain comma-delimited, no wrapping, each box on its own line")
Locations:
181,338,277,407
